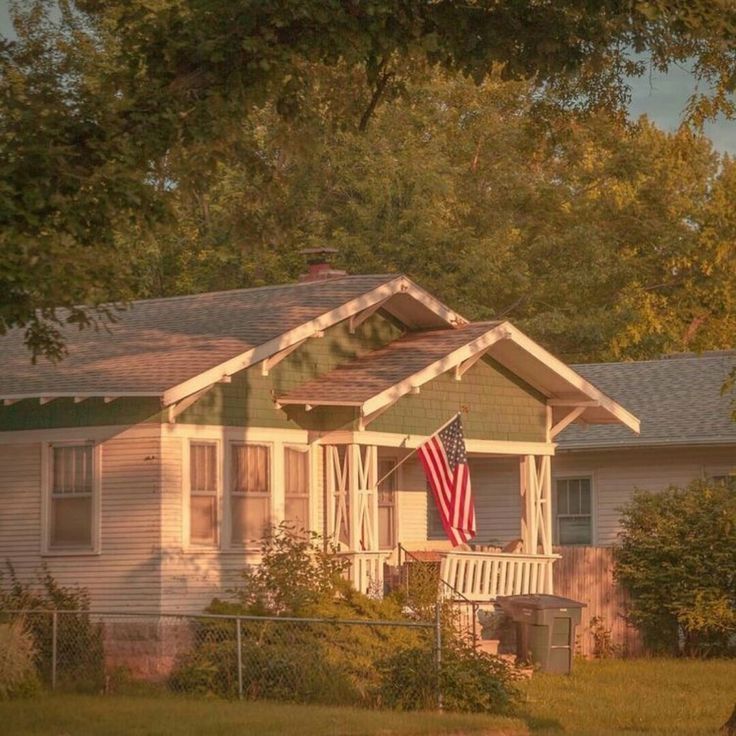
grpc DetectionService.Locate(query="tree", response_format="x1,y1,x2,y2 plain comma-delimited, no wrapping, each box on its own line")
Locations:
130,66,736,362
3,0,736,359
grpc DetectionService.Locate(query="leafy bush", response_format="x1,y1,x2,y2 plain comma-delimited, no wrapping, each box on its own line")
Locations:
615,479,736,655
0,564,105,691
0,620,40,699
170,526,516,712
378,642,519,713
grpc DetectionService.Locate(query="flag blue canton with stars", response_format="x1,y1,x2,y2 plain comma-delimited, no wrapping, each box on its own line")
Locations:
437,415,467,470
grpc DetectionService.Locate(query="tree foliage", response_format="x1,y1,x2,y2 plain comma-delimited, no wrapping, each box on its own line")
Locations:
615,479,736,656
3,0,736,359
133,66,736,362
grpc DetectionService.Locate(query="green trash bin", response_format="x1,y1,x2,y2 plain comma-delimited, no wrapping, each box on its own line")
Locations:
496,594,585,674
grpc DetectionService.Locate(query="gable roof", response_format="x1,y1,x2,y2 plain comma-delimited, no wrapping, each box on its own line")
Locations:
0,275,464,405
558,351,736,450
0,273,640,437
278,321,641,434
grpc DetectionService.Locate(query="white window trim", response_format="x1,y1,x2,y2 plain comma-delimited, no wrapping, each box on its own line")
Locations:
224,439,274,552
377,453,402,550
283,443,313,534
553,474,596,546
182,439,222,550
41,441,102,557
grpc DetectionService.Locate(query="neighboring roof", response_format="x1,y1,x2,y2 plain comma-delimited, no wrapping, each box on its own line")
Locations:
278,322,503,407
558,351,736,450
0,275,464,405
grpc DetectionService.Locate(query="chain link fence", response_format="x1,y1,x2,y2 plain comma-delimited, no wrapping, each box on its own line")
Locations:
1,609,442,707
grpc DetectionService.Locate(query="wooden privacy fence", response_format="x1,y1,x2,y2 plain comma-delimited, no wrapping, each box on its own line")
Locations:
553,546,644,657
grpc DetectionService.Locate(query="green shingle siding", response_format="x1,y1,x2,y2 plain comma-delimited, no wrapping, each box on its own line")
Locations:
0,397,164,432
368,358,546,441
177,313,402,428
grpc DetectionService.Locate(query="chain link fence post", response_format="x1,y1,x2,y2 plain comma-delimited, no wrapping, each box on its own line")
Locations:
51,610,58,691
434,602,443,712
236,617,243,700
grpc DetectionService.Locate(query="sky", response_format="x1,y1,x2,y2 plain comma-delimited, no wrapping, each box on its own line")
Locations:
1,0,734,154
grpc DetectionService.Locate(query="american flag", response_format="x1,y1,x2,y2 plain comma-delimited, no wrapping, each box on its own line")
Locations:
418,414,476,547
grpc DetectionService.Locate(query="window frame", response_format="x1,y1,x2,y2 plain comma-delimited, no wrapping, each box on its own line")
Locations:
554,475,595,546
41,441,102,556
225,440,273,550
283,443,312,534
183,439,222,549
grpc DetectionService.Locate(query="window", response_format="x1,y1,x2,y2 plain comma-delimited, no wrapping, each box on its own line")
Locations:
230,444,270,545
284,446,310,531
189,442,218,545
47,444,97,551
711,474,736,489
556,477,592,545
378,458,398,549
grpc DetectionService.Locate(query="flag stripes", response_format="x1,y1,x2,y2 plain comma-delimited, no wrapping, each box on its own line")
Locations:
418,414,476,547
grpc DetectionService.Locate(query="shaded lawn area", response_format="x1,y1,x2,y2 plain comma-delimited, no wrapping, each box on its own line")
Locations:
2,695,524,736
520,658,736,736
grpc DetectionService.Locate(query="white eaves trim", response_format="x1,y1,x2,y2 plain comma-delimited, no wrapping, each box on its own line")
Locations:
1,391,162,404
360,324,511,419
161,276,465,407
502,324,641,435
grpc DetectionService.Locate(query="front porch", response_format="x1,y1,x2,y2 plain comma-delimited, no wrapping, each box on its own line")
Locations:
321,433,559,602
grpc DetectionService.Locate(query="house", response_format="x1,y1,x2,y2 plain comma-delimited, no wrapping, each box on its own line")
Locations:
0,263,639,613
555,351,736,546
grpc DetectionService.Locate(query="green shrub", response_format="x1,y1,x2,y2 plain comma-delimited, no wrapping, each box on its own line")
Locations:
377,642,519,713
170,526,514,713
0,564,105,691
615,479,736,656
0,620,40,699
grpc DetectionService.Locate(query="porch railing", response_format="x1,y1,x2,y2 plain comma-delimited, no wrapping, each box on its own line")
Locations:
338,551,389,596
440,550,559,601
397,544,479,648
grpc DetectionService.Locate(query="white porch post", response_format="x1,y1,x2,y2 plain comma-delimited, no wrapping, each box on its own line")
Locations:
324,443,381,594
519,453,555,592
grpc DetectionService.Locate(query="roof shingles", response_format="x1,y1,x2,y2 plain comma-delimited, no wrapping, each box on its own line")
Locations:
0,275,398,397
559,352,736,448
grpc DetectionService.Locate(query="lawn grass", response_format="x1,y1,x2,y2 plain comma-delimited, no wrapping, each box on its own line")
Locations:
519,657,736,735
1,694,525,736
4,659,735,736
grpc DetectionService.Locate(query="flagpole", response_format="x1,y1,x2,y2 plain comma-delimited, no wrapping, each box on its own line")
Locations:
374,412,461,488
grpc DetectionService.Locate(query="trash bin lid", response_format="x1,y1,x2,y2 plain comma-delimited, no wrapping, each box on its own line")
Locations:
496,594,586,612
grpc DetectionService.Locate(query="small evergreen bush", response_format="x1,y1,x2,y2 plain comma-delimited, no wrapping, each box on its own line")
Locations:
615,479,736,655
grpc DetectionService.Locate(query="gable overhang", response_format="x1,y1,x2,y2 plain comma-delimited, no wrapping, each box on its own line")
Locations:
491,324,640,435
277,321,640,436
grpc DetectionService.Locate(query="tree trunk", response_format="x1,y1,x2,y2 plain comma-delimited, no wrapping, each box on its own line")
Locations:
722,703,736,735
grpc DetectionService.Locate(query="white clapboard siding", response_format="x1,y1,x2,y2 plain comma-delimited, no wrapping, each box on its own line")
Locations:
0,430,164,611
554,446,736,546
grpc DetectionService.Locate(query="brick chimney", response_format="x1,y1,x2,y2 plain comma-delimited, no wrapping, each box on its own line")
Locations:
299,247,347,282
